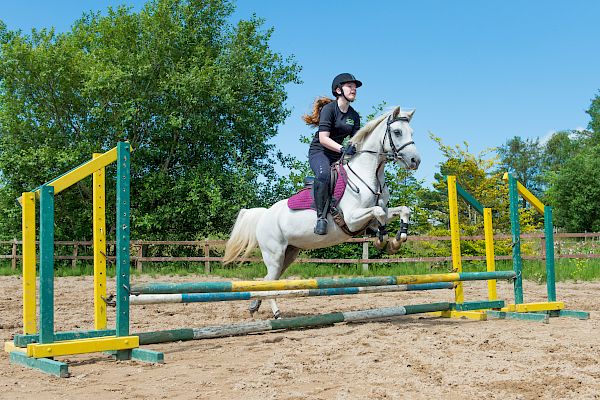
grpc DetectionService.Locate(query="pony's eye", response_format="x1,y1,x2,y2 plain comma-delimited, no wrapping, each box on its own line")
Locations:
394,129,402,135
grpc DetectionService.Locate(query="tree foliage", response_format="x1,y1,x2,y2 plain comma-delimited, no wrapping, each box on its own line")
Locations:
429,135,510,227
497,136,544,202
544,93,600,231
0,0,300,240
546,146,600,232
586,90,600,141
425,134,539,256
542,130,585,174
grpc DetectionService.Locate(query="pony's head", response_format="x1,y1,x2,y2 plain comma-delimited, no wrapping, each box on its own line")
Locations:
351,106,420,170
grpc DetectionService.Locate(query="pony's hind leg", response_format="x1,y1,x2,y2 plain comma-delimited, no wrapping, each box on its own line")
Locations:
266,246,300,318
249,245,299,319
249,243,286,318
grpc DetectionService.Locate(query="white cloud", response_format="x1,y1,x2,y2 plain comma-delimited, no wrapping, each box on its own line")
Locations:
539,130,556,145
540,127,586,145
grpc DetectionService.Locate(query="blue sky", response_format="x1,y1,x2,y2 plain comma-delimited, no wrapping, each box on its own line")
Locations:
3,1,600,184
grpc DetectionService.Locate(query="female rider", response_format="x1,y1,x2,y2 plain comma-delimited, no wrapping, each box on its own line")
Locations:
303,73,362,235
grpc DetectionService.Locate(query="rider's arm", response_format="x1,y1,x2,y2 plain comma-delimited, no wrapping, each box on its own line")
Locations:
318,131,344,153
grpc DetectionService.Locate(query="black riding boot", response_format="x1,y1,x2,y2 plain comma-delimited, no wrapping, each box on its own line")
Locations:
314,180,330,235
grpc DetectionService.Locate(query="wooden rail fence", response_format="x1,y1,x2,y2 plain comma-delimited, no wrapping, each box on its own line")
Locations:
1,232,599,273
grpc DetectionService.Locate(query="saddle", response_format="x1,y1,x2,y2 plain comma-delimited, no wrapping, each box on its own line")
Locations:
287,163,366,236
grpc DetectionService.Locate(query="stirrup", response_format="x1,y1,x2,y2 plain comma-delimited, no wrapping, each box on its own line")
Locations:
314,218,328,235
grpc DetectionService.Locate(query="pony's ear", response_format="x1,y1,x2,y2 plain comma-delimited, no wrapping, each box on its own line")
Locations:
406,109,415,121
392,106,401,119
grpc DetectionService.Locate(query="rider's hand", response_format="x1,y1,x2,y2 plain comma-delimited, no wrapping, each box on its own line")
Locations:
341,144,356,156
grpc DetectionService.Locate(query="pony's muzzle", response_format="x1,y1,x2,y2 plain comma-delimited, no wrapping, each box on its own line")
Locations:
409,156,421,170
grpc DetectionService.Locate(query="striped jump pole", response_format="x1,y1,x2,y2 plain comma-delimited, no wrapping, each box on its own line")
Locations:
135,302,451,344
129,282,455,305
130,271,516,295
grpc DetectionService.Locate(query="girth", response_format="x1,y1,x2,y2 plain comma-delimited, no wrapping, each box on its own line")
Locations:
329,162,368,236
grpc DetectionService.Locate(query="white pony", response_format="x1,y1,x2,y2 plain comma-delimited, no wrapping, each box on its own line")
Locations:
223,106,421,318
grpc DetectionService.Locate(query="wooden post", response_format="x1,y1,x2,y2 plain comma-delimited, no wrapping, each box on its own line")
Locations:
508,174,524,304
22,192,37,334
93,153,107,330
483,208,497,301
204,239,210,274
72,244,78,270
540,237,546,259
115,142,131,339
362,240,369,272
447,176,463,303
544,207,556,302
136,241,143,273
39,185,55,344
11,238,17,270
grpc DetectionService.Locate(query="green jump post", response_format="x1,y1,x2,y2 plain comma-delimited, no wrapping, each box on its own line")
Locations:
508,174,524,304
39,185,55,344
544,206,556,302
115,142,131,360
455,181,484,215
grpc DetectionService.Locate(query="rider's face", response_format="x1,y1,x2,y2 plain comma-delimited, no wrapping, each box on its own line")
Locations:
338,82,357,101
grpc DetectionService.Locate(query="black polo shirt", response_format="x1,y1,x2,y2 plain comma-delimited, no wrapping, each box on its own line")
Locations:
309,101,360,159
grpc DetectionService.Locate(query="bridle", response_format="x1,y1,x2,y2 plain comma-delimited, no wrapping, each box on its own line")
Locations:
383,114,415,167
341,114,416,198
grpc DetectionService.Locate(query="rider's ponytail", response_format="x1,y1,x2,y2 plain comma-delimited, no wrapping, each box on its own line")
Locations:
302,97,334,127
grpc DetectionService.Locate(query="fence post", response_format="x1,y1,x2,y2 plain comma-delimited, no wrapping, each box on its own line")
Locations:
72,244,78,270
540,237,546,259
204,239,210,274
136,241,143,273
362,239,369,272
11,238,17,270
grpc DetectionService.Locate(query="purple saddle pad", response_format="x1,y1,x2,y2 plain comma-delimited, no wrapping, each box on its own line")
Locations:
287,166,348,210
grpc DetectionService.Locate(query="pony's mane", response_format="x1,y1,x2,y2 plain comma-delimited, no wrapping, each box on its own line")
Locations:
351,109,395,145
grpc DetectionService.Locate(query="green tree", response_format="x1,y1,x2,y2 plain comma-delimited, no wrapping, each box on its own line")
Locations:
543,93,600,231
429,135,510,228
497,136,544,203
546,146,600,232
425,134,538,256
586,90,600,140
542,130,584,173
0,0,300,240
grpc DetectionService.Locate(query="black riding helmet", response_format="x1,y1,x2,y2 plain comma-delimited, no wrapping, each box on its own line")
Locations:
331,73,362,97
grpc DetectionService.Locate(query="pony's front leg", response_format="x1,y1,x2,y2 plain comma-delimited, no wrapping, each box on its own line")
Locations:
388,206,411,253
346,206,387,232
373,197,390,249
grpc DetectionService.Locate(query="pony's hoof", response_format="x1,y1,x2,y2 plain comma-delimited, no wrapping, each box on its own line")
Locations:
374,238,387,250
273,311,281,319
248,300,261,316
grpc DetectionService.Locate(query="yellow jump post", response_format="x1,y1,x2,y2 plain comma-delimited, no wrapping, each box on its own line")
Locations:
433,176,499,321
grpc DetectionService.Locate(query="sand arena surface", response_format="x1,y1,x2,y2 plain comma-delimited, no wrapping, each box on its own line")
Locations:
0,275,599,400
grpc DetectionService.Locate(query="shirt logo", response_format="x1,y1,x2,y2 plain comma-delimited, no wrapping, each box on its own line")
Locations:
346,118,355,125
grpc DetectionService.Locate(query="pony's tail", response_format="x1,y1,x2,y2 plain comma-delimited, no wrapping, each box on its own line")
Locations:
222,208,268,265
302,97,335,126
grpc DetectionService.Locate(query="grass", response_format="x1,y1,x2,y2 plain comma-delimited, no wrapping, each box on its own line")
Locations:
2,258,600,282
